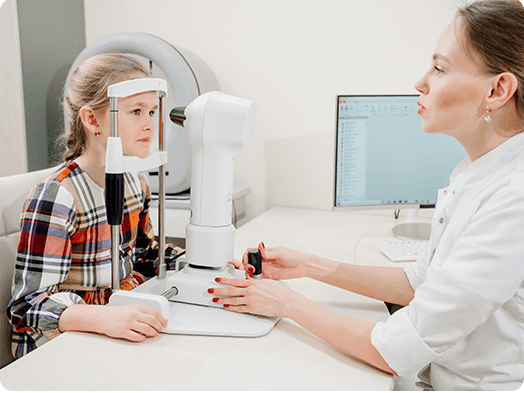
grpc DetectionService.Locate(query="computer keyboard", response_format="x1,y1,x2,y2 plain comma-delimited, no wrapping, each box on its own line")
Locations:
377,240,429,262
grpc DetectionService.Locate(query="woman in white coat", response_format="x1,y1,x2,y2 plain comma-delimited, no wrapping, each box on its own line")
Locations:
209,0,524,390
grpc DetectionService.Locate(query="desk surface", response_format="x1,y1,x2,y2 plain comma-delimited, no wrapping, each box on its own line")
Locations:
0,207,431,391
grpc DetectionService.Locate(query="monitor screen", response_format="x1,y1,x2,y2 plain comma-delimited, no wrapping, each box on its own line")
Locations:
334,95,466,210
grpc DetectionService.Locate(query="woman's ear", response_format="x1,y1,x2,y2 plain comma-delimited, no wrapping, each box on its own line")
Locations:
79,106,101,136
487,72,519,110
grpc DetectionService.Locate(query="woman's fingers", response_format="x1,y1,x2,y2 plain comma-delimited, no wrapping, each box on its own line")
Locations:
228,259,243,269
213,295,247,306
222,304,250,313
214,277,250,287
242,247,258,266
208,277,251,303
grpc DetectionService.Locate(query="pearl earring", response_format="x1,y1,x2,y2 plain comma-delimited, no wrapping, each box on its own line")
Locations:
484,106,492,123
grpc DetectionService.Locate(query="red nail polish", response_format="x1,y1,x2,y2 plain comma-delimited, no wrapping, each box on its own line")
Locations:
215,277,221,283
212,298,218,303
260,242,265,249
207,288,214,294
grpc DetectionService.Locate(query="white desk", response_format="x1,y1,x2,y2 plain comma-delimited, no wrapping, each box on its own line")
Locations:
0,207,432,391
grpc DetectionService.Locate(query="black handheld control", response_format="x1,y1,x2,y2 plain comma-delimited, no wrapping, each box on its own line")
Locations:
248,249,262,279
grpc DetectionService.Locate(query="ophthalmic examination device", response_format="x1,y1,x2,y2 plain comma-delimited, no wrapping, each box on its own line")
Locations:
106,78,278,337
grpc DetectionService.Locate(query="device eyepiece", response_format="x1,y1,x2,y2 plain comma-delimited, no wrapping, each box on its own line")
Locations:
170,106,187,127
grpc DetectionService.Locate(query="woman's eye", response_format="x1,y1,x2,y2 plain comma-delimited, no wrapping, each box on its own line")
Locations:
149,110,156,117
131,109,140,115
434,66,443,73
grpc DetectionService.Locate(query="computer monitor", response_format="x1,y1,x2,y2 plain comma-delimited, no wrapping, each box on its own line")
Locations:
334,95,466,240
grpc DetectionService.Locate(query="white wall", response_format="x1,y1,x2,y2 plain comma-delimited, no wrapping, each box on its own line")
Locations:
83,0,460,222
0,0,28,176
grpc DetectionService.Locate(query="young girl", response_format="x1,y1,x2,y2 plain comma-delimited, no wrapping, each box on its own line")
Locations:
8,54,181,359
210,1,524,390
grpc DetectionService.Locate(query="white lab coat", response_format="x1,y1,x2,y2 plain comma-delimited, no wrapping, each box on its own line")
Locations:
371,132,524,390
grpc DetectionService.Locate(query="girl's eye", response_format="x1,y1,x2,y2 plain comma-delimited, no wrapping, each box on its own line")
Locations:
434,66,443,73
131,109,140,115
149,110,155,117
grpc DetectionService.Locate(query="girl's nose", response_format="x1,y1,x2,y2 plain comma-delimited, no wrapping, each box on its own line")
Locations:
144,115,155,131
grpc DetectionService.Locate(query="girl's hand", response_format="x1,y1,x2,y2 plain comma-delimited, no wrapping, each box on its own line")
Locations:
208,276,296,318
241,243,309,280
97,304,167,342
59,303,168,342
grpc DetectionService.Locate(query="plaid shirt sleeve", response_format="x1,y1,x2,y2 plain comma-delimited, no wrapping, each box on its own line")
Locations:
8,180,84,341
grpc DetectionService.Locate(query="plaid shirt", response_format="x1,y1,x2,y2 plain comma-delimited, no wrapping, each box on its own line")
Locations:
8,161,157,359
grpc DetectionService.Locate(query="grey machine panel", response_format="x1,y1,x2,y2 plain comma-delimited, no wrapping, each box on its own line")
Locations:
64,32,220,194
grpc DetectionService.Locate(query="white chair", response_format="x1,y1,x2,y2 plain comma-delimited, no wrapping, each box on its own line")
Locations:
0,166,58,368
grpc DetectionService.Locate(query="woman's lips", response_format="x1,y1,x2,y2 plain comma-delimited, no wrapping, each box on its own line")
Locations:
417,101,426,115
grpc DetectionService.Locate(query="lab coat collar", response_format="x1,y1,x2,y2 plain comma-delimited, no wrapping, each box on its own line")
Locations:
449,132,524,186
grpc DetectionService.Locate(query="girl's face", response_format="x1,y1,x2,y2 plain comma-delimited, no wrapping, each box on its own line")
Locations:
414,19,492,140
99,91,157,159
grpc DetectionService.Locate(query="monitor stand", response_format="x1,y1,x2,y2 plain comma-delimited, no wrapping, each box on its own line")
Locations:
392,206,431,241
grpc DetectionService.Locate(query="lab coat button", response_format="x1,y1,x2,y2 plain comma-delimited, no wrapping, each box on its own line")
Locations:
439,218,444,224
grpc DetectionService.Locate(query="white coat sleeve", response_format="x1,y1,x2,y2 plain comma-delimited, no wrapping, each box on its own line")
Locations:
371,187,524,376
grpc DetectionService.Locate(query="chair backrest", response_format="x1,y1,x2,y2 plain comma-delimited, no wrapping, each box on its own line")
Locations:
0,166,59,367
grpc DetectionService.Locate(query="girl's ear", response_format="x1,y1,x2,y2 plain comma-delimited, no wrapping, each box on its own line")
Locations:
79,106,100,136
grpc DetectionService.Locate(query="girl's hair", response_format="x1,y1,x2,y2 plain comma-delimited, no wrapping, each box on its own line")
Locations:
457,0,524,126
61,53,149,161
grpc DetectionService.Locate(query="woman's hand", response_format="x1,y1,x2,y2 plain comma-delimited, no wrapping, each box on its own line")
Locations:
59,303,168,342
208,276,297,318
240,243,310,280
228,258,244,270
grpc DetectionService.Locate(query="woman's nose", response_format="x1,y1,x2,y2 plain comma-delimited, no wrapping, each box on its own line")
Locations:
414,73,428,95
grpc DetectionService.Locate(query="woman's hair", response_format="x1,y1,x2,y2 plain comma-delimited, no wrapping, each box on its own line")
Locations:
457,0,524,126
60,54,149,161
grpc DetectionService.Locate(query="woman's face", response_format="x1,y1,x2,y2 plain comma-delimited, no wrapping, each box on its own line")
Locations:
99,91,157,159
414,19,492,139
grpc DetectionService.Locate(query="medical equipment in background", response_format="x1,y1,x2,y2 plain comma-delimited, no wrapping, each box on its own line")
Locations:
64,32,221,194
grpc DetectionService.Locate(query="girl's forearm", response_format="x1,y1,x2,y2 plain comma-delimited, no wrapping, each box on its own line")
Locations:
58,304,105,334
